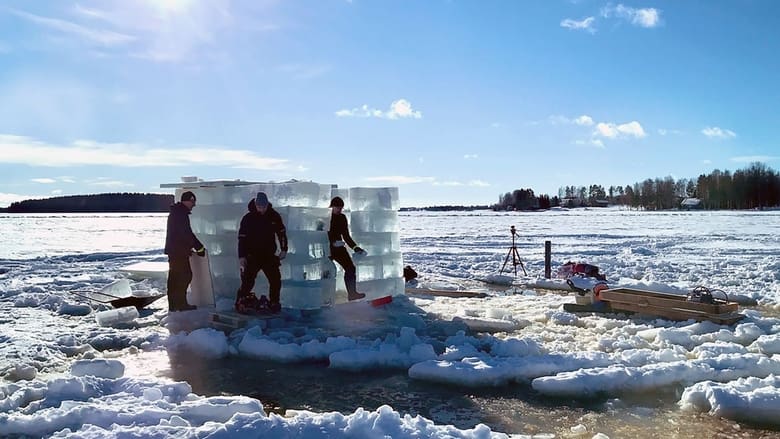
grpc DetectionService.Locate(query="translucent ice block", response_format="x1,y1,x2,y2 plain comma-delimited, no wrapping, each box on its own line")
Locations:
351,232,401,255
95,306,139,326
349,210,399,233
348,187,399,211
355,277,404,299
280,280,323,309
278,207,329,232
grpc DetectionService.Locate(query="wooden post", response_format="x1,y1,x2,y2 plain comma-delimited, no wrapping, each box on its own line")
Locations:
544,240,551,279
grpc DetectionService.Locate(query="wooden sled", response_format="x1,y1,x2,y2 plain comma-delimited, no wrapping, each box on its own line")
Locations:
598,287,743,325
69,290,165,310
405,288,488,298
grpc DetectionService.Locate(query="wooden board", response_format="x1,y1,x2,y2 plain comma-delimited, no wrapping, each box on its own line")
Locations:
599,288,738,314
405,288,488,298
598,287,743,325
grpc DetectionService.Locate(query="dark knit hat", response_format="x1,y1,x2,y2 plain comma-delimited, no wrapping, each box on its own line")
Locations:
181,191,196,202
329,196,344,208
255,192,269,207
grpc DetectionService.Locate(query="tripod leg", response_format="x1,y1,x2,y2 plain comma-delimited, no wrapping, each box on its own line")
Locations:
500,248,513,274
513,247,528,276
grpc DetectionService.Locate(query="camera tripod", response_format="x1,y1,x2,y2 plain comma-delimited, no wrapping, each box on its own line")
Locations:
500,225,527,276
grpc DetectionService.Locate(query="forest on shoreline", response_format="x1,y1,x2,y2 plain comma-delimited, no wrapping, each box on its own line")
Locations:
0,193,174,213
496,162,780,211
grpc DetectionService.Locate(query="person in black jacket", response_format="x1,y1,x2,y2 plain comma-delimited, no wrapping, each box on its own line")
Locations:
235,192,288,313
328,196,366,301
164,191,206,312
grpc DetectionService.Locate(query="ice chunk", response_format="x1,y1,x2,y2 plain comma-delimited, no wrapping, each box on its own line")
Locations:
279,207,329,232
348,187,399,211
354,277,405,299
71,359,125,379
98,279,131,299
95,306,139,326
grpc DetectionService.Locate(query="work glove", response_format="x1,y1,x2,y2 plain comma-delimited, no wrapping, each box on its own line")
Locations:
278,250,287,260
239,257,247,274
353,246,366,256
195,247,206,257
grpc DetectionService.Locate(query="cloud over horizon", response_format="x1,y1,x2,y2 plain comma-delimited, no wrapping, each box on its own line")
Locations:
335,99,422,120
0,134,291,169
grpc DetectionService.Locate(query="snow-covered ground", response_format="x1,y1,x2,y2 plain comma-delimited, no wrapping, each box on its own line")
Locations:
1,208,779,438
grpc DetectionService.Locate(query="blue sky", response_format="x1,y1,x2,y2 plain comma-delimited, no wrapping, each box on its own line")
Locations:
1,1,778,207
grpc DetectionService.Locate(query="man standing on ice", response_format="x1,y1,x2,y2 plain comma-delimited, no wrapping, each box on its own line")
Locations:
164,191,206,312
235,191,288,313
327,196,366,301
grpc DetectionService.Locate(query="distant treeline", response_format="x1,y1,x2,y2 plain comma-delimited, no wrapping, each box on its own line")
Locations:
2,193,174,213
496,162,780,211
400,205,490,212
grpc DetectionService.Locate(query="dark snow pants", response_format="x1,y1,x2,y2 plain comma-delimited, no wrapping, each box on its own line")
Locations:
167,255,192,311
238,255,282,305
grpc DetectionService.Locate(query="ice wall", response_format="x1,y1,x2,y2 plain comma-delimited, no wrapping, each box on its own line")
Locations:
176,181,403,310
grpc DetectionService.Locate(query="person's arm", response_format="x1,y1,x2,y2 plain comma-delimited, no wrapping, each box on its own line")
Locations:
341,215,358,249
275,211,288,253
237,215,248,258
185,215,205,255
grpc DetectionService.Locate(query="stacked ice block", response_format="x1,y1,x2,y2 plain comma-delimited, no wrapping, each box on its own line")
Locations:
346,187,405,300
173,181,403,310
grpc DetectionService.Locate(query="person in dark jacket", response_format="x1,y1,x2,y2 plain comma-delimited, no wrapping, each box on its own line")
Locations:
164,191,206,312
235,191,288,313
327,196,366,301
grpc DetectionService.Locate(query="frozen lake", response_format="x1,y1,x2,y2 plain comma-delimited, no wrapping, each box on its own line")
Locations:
1,208,779,438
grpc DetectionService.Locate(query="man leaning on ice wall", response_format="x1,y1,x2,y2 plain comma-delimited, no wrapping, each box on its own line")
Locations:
164,191,206,312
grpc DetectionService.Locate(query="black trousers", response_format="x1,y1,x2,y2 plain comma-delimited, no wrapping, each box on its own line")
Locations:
238,255,282,305
331,247,358,294
167,255,192,310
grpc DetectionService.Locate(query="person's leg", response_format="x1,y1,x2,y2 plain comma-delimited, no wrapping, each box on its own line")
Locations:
167,256,190,310
261,256,282,309
332,247,364,300
237,256,261,298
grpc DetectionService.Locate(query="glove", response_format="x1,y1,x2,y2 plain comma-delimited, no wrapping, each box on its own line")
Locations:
239,257,247,273
278,250,287,260
195,247,206,257
353,246,366,255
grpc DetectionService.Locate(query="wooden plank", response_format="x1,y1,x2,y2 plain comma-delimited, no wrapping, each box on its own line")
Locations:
600,288,738,314
405,288,488,298
607,301,743,325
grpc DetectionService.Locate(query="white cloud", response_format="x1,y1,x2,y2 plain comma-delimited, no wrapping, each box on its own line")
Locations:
463,154,478,159
574,115,594,126
730,155,778,163
11,2,277,63
490,122,501,128
11,8,136,47
0,192,37,207
575,139,606,148
31,178,57,184
594,121,646,139
335,99,422,120
362,176,488,187
276,64,332,80
702,126,736,139
547,114,594,126
364,176,435,185
0,134,290,169
83,177,134,188
51,189,63,195
702,159,712,165
560,17,596,33
602,4,662,28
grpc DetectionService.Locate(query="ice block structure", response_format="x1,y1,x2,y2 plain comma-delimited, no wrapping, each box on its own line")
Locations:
160,179,404,311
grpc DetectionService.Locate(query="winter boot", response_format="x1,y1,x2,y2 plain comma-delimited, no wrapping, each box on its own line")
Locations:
255,294,270,312
345,276,366,301
235,293,260,314
268,302,281,313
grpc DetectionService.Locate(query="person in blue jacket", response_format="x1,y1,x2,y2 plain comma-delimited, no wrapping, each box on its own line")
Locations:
235,192,288,313
327,196,366,301
164,191,206,312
